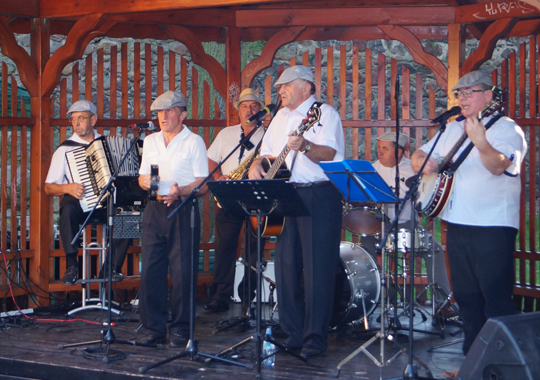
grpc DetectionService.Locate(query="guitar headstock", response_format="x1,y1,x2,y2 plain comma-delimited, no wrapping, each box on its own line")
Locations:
295,102,323,136
480,86,504,119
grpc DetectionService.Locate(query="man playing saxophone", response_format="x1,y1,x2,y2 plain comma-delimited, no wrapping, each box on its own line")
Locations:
205,88,267,313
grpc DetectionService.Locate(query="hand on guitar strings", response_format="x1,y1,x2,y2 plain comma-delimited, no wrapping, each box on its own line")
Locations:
247,157,267,180
464,116,488,150
286,133,306,151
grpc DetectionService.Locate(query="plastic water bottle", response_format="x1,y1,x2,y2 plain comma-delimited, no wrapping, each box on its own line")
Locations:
262,327,276,367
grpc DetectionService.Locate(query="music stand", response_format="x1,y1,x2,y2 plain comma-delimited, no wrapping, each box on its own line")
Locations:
208,179,310,373
319,160,405,374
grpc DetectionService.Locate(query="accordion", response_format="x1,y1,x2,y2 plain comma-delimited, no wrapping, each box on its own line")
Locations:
66,136,141,212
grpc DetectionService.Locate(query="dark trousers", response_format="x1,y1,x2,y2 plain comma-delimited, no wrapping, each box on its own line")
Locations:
212,207,265,305
275,183,342,351
446,222,517,355
139,200,199,337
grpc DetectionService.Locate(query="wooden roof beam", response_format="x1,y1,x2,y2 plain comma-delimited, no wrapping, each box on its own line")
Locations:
456,1,540,24
0,1,39,18
236,7,456,27
460,17,518,76
39,0,306,18
378,25,448,91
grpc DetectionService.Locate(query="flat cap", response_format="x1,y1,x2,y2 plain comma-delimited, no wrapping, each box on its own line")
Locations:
376,132,409,149
151,90,187,111
274,65,314,87
67,100,97,117
234,88,264,110
452,70,493,91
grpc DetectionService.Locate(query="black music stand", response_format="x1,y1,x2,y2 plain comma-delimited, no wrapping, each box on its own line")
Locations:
320,160,405,374
208,179,310,374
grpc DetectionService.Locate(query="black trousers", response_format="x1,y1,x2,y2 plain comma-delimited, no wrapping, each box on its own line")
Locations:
139,199,199,337
274,183,342,351
212,207,265,305
446,222,517,355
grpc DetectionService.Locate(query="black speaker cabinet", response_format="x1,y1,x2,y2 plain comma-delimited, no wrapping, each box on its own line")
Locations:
458,312,540,380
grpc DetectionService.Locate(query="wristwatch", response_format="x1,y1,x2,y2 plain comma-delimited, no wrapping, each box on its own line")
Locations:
300,141,311,154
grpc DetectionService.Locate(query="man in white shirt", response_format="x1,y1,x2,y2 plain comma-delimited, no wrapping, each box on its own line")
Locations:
205,88,266,313
362,132,451,316
412,70,527,360
249,65,345,359
137,91,209,347
44,100,103,286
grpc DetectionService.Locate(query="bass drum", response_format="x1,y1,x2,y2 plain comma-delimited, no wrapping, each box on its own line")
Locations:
331,242,381,327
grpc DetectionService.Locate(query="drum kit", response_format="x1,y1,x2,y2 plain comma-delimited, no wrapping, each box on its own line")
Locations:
334,201,436,328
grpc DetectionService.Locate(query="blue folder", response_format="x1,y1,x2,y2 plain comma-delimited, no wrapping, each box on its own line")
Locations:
319,159,397,204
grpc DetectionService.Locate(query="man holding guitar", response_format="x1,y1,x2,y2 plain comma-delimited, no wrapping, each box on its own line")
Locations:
411,71,527,362
248,65,344,359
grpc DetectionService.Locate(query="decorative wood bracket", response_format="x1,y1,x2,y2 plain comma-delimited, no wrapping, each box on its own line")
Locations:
379,24,448,91
42,14,116,98
0,18,39,97
460,17,518,76
162,24,227,100
241,26,306,89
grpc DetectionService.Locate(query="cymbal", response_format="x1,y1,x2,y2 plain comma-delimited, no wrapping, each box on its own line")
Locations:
405,175,419,188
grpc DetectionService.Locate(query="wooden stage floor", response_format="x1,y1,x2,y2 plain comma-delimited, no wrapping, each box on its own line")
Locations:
0,298,465,380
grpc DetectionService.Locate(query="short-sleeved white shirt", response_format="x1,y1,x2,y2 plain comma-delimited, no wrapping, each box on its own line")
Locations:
45,131,101,185
207,124,265,176
260,95,344,183
420,115,527,228
373,158,417,225
139,126,209,195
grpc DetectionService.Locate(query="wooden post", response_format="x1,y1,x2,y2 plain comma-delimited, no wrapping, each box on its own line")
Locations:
447,23,464,109
226,26,241,127
30,18,52,306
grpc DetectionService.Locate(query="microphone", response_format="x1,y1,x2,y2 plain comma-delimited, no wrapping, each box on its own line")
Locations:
130,121,156,131
431,106,461,124
247,104,277,124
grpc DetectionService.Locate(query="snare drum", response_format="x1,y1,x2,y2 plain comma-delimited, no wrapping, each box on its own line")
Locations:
331,242,381,327
386,228,433,253
342,202,386,236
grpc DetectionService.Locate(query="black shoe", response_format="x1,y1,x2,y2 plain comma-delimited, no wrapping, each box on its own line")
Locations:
170,332,189,347
139,334,166,345
62,266,79,285
204,299,229,312
300,345,324,359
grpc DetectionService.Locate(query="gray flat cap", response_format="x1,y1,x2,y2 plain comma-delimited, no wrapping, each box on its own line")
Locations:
274,65,314,87
151,90,187,111
376,132,409,149
452,71,493,91
67,100,97,117
234,88,264,110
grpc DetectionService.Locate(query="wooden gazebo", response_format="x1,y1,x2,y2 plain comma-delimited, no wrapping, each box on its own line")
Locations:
1,0,540,311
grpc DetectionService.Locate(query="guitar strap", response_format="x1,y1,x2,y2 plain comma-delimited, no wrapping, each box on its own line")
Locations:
449,113,503,173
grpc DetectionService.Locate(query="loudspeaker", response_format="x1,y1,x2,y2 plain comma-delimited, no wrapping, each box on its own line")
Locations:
458,311,540,380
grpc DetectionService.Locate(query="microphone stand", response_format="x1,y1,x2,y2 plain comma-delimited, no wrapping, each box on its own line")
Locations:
139,123,267,373
59,128,159,361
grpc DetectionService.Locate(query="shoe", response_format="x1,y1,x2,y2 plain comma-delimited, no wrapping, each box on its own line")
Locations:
300,345,324,359
62,266,79,285
170,332,189,347
203,299,229,312
139,334,166,345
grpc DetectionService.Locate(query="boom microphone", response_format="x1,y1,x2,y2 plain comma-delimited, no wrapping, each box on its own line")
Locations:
130,121,156,131
431,106,461,124
247,104,277,124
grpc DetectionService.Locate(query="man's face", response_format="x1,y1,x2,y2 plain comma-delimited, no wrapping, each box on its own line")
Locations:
377,140,402,168
70,111,96,140
157,106,186,133
238,100,262,129
455,85,493,119
277,79,310,110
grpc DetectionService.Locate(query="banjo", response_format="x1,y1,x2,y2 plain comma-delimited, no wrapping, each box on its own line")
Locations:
417,88,503,217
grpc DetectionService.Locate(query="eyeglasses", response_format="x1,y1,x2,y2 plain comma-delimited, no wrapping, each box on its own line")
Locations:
69,116,91,123
453,89,484,99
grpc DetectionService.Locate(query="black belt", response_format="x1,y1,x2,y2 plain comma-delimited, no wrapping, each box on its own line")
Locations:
291,181,331,188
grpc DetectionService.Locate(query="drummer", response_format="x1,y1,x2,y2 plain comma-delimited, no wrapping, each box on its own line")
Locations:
362,132,453,317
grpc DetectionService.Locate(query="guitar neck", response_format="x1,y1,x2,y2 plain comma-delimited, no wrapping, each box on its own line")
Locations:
264,146,291,179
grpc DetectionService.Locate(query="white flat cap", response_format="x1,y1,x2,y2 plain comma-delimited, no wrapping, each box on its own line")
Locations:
67,100,97,117
451,71,493,91
274,65,314,87
151,90,187,111
376,132,409,149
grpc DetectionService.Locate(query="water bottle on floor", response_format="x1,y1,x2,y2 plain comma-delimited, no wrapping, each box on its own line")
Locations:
262,327,276,367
